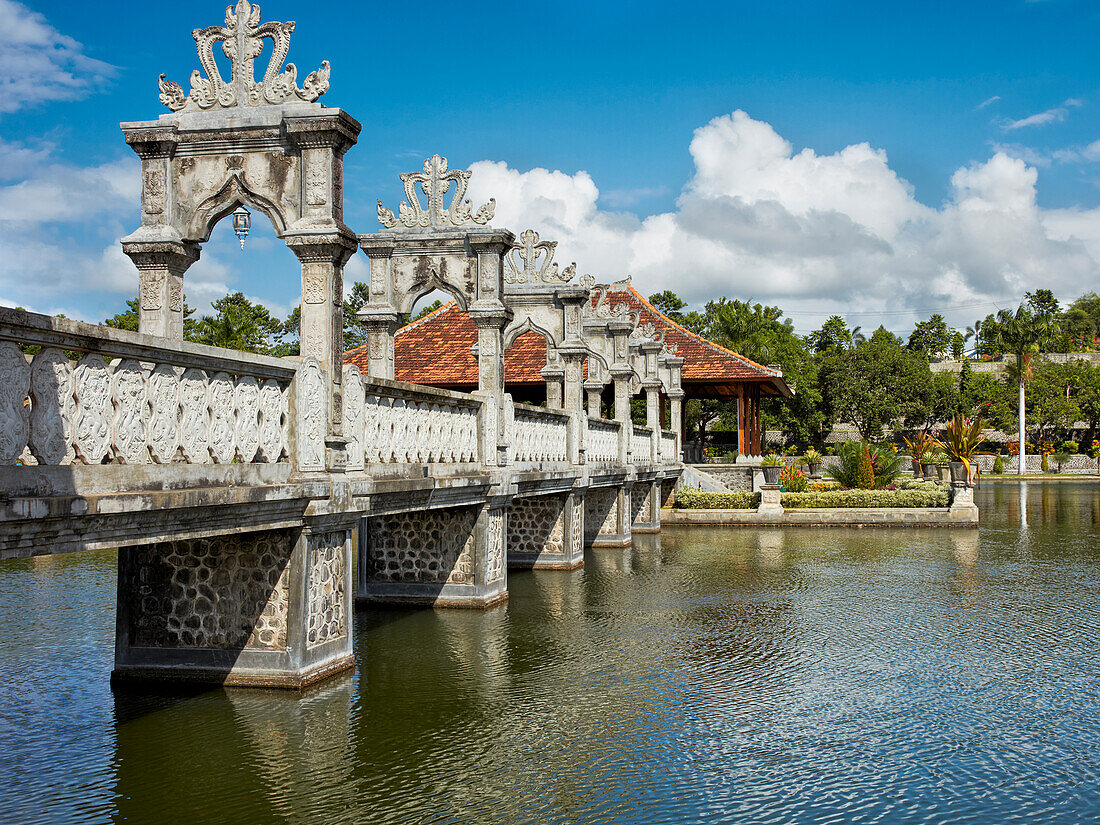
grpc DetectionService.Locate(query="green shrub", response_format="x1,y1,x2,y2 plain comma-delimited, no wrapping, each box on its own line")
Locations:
781,486,951,508
1053,451,1071,472
991,455,1004,474
1042,453,1050,473
1062,440,1079,454
675,489,760,509
778,464,809,492
828,441,906,489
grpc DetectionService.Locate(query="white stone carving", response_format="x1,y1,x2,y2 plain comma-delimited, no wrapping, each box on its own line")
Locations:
209,372,237,464
179,368,212,464
29,348,74,466
504,229,576,284
587,419,620,464
342,366,364,471
147,364,181,464
235,375,260,462
631,426,654,465
485,508,505,584
257,379,285,462
296,358,326,472
73,354,112,464
0,342,30,465
360,391,479,465
377,155,495,229
159,1,330,113
659,431,677,463
513,407,569,464
111,359,150,464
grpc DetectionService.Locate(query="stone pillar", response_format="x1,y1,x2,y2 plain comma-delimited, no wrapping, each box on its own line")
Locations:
357,502,508,607
757,484,783,518
630,479,661,534
584,485,631,548
507,491,584,570
122,241,201,340
356,239,399,379
113,519,355,689
543,362,565,409
287,233,357,468
949,483,979,523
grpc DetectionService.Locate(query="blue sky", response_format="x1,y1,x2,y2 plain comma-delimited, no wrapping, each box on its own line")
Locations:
1,0,1098,334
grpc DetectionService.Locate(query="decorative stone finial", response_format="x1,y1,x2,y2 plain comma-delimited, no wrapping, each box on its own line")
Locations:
504,229,575,284
158,1,330,112
377,155,495,229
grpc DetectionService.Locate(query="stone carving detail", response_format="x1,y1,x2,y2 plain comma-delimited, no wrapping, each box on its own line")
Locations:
587,419,620,463
158,1,330,112
144,169,166,214
139,271,165,311
125,530,292,650
512,407,568,463
582,277,634,323
366,507,478,584
305,163,327,206
29,348,74,466
0,343,30,464
209,372,237,463
302,264,326,304
147,364,181,463
504,229,575,284
295,358,326,472
111,359,149,464
508,495,566,557
257,379,285,462
377,155,495,229
73,354,112,464
631,483,652,524
485,508,505,584
659,431,677,462
362,392,478,464
584,488,619,541
570,495,584,554
235,375,261,462
631,426,653,464
180,368,212,464
306,532,346,648
341,366,364,471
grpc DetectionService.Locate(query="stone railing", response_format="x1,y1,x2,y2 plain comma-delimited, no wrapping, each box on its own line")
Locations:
344,367,482,468
659,430,677,463
631,425,654,465
511,402,570,465
0,308,296,468
586,417,621,464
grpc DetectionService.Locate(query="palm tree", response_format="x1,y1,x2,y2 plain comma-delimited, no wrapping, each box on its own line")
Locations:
996,305,1057,475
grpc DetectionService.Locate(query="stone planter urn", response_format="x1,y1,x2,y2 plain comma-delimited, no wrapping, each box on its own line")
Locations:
949,461,969,484
936,463,949,481
921,462,936,480
807,462,821,478
911,458,922,477
761,465,782,485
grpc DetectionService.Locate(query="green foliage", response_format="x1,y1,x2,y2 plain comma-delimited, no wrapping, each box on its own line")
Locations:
648,291,688,320
103,297,198,339
908,313,951,356
802,447,823,464
675,489,759,509
992,455,1005,474
1042,453,1050,473
781,486,951,508
950,331,965,360
856,443,876,489
828,441,906,489
939,414,986,461
1062,440,1079,453
760,453,784,466
193,292,283,354
411,299,443,322
1053,451,1072,471
778,464,809,492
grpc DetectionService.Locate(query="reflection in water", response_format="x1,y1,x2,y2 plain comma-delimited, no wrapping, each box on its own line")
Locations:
4,482,1100,823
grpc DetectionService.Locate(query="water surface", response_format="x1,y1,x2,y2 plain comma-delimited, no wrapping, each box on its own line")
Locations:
3,482,1100,824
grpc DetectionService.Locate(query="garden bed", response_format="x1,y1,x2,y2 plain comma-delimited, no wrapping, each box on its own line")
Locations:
675,484,951,510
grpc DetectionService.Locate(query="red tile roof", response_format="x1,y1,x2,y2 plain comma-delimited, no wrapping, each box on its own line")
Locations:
344,284,787,397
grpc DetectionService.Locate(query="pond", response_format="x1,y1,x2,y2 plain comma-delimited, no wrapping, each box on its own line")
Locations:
3,481,1100,824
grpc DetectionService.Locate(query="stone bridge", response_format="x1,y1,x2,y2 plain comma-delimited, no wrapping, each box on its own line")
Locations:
0,3,684,689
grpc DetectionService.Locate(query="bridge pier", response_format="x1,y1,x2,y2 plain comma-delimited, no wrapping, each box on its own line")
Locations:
112,518,355,689
356,502,508,607
507,491,584,570
631,477,662,534
585,484,633,548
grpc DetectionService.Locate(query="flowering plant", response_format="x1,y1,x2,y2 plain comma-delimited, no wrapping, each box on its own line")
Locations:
778,464,809,492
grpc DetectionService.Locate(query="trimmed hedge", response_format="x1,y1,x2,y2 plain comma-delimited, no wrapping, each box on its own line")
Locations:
675,489,760,509
781,486,950,508
674,485,951,509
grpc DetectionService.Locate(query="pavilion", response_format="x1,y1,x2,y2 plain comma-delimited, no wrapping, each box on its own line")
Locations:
345,282,790,459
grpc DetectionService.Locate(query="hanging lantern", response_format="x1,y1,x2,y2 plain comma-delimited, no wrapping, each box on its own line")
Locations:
232,205,251,250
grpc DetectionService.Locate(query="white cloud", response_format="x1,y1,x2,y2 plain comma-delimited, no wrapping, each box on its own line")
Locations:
0,0,114,113
977,95,1001,110
468,110,1100,330
1001,98,1083,131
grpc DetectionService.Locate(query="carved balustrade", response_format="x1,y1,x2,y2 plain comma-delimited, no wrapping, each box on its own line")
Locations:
631,425,655,465
341,366,482,468
659,430,678,464
0,308,296,469
586,418,621,465
510,403,570,467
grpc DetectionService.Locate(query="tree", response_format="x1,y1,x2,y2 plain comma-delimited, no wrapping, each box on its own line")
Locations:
411,300,443,322
950,330,965,361
818,326,928,439
1026,362,1079,443
1065,292,1100,351
907,313,951,357
808,315,854,353
103,297,198,338
193,292,283,354
648,291,688,321
997,305,1058,475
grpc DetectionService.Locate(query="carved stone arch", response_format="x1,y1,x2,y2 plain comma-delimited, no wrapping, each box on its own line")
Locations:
186,174,289,242
397,267,470,317
503,316,558,353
